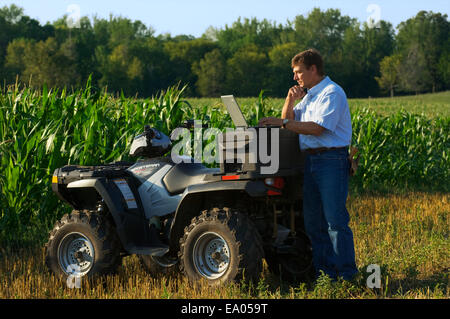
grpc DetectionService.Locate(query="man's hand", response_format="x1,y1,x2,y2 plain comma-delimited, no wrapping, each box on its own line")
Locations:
258,117,282,127
287,85,307,102
282,85,305,120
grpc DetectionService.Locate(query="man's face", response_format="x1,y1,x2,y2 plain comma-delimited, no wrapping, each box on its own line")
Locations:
293,63,316,89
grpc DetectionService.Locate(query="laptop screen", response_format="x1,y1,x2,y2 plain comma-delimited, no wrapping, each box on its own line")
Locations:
221,95,248,128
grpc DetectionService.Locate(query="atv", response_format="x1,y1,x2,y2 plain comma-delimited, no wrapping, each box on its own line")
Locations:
45,100,313,286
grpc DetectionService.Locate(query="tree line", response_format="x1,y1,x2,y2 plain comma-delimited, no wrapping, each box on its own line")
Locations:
0,5,448,98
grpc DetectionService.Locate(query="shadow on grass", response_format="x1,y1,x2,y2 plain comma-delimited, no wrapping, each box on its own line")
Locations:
255,263,449,299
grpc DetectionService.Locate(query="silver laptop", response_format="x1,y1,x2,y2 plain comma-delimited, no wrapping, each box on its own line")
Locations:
221,95,248,129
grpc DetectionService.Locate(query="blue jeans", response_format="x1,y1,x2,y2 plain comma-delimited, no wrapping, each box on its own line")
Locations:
302,148,358,280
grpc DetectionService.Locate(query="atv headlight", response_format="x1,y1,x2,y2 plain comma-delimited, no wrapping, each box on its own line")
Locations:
52,175,58,184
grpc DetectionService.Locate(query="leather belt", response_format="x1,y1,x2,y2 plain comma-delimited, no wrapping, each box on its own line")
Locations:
304,146,348,155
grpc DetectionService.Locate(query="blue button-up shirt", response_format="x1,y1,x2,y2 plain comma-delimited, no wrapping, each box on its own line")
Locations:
293,76,352,150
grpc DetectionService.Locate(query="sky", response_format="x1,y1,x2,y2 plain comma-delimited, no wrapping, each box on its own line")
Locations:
1,0,449,37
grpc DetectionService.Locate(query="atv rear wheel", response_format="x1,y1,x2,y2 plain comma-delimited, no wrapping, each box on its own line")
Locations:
179,207,264,285
45,210,122,279
265,232,314,283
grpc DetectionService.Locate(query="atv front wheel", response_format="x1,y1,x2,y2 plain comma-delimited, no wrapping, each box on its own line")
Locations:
45,210,122,279
179,207,264,285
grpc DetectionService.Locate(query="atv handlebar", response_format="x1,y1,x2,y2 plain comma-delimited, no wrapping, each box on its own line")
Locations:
181,119,209,130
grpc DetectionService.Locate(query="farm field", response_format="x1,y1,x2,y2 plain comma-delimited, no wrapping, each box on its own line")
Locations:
187,90,450,118
0,191,448,299
0,84,449,299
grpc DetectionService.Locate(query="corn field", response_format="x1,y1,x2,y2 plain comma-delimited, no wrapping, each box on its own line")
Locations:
0,81,449,247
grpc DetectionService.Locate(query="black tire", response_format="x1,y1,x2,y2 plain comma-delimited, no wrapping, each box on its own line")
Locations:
265,231,314,283
45,210,122,279
179,207,264,285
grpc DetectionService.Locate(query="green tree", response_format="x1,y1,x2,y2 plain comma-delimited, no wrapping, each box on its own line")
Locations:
50,16,101,86
91,15,154,49
398,44,433,94
336,20,395,97
437,52,450,89
4,38,32,79
88,15,158,95
130,37,173,96
266,42,301,96
96,44,144,95
192,49,226,97
339,22,366,96
361,20,395,96
6,37,80,88
225,44,268,96
214,17,285,57
1,4,448,98
293,8,355,59
163,39,217,95
0,3,23,23
396,11,449,92
375,54,402,97
0,5,54,83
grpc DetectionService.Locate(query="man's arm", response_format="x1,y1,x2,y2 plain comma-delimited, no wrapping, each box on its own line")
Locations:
257,117,325,136
281,97,295,120
284,120,325,136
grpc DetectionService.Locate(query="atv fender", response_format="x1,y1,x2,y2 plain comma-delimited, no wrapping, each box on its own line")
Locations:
168,179,268,251
67,179,98,188
65,177,153,254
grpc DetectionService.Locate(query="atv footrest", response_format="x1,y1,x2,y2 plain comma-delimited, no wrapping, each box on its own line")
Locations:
127,245,169,257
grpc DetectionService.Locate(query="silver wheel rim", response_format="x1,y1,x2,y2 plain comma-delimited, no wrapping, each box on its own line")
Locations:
58,232,95,277
192,232,230,279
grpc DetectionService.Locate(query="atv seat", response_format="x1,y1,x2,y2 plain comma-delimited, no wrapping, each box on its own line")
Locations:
162,162,219,195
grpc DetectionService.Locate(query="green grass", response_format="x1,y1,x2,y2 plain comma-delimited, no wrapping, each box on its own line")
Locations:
350,91,450,118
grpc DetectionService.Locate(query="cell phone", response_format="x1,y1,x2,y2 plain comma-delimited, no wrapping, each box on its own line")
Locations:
294,85,307,94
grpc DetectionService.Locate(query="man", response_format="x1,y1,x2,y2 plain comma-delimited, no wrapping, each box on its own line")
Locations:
258,49,358,281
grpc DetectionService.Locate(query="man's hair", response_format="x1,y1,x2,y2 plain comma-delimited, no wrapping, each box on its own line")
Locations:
291,49,325,76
